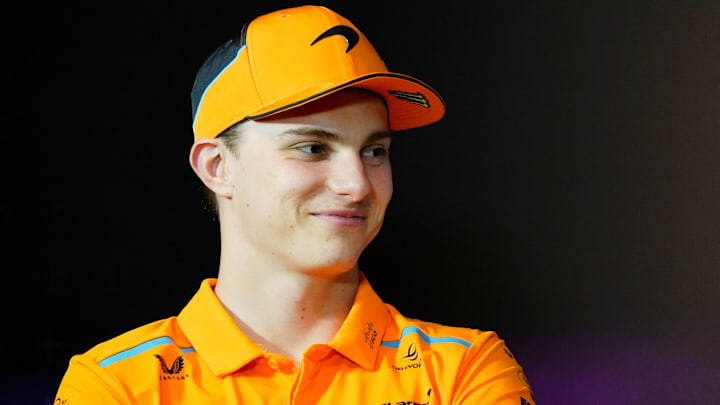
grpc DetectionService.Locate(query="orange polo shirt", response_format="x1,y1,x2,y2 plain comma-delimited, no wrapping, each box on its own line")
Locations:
55,274,534,404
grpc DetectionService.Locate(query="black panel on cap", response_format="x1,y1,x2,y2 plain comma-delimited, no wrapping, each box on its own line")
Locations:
190,22,249,121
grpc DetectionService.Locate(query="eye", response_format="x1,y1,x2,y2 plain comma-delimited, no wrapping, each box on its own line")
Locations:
361,145,389,166
295,143,327,155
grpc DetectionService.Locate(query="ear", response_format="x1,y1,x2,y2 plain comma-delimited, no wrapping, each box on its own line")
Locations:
189,138,234,200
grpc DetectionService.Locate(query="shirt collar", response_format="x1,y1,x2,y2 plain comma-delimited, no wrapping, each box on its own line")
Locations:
328,272,390,370
177,273,390,376
177,279,264,377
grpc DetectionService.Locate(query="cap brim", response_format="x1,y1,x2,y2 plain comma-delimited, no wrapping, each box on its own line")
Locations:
246,72,445,131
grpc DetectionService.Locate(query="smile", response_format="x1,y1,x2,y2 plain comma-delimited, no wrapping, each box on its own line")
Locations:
310,210,367,227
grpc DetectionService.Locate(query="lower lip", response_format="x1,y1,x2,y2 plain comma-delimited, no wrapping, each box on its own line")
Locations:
311,214,366,227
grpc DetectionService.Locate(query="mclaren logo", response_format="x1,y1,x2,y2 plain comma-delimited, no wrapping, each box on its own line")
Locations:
311,25,360,53
388,90,430,108
155,354,190,381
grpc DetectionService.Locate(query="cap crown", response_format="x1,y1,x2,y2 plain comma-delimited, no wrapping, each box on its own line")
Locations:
250,6,387,109
192,5,445,140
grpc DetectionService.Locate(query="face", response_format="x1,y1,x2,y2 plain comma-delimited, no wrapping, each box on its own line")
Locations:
219,89,393,276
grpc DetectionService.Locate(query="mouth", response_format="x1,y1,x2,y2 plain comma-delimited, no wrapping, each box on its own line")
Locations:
310,210,367,226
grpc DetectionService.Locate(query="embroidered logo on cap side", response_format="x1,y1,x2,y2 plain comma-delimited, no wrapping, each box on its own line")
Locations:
388,90,430,108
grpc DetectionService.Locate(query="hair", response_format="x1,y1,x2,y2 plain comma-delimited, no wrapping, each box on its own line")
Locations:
200,121,246,216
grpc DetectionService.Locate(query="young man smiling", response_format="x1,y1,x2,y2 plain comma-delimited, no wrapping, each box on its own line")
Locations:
194,89,394,365
56,5,535,404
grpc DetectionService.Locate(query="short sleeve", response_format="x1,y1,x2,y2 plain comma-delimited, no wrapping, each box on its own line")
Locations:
55,354,131,405
451,332,535,405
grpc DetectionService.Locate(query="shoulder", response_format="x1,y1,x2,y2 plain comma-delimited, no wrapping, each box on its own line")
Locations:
82,316,191,367
382,303,499,351
57,316,194,404
380,304,535,403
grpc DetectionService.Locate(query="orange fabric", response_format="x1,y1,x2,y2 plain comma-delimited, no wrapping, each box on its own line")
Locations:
55,275,535,404
192,6,445,140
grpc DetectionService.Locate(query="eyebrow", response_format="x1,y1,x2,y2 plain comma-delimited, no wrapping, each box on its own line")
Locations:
278,127,393,142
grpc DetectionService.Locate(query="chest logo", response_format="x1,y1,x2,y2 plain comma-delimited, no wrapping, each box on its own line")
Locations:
155,354,184,374
401,342,419,361
155,354,190,381
393,342,422,371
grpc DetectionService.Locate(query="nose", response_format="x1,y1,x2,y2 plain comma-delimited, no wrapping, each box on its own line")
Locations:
326,154,371,202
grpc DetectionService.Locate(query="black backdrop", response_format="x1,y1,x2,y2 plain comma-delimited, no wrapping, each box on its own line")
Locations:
3,1,719,403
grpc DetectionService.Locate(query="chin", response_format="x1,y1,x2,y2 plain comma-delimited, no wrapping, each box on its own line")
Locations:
294,252,362,277
286,235,374,275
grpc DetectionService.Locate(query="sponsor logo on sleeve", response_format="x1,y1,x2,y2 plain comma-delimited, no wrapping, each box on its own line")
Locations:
517,370,535,401
517,370,529,386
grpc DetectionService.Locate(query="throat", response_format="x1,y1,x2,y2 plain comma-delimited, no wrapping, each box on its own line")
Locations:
214,268,359,362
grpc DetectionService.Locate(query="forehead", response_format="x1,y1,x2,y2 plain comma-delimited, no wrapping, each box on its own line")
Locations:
244,88,390,139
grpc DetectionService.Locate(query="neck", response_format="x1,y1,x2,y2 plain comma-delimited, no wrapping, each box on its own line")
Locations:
214,250,360,365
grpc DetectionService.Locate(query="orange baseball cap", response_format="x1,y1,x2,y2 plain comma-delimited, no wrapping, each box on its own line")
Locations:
191,5,446,140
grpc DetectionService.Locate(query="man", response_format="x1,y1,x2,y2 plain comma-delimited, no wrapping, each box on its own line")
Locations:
55,5,535,404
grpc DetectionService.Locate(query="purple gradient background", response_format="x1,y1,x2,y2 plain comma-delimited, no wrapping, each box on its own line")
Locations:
514,331,719,403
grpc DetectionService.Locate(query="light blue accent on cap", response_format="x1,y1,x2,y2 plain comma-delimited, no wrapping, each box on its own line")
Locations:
380,326,472,348
98,336,196,367
192,45,247,129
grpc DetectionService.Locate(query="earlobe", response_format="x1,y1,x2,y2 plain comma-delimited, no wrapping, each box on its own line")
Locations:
189,139,234,199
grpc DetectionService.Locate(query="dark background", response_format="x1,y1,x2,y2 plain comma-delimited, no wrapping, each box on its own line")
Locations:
3,0,719,403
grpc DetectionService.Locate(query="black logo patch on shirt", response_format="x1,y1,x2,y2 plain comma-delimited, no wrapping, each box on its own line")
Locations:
155,354,190,381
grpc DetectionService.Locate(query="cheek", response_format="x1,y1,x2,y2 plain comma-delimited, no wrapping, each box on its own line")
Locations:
232,157,310,211
371,165,393,206
273,161,326,199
